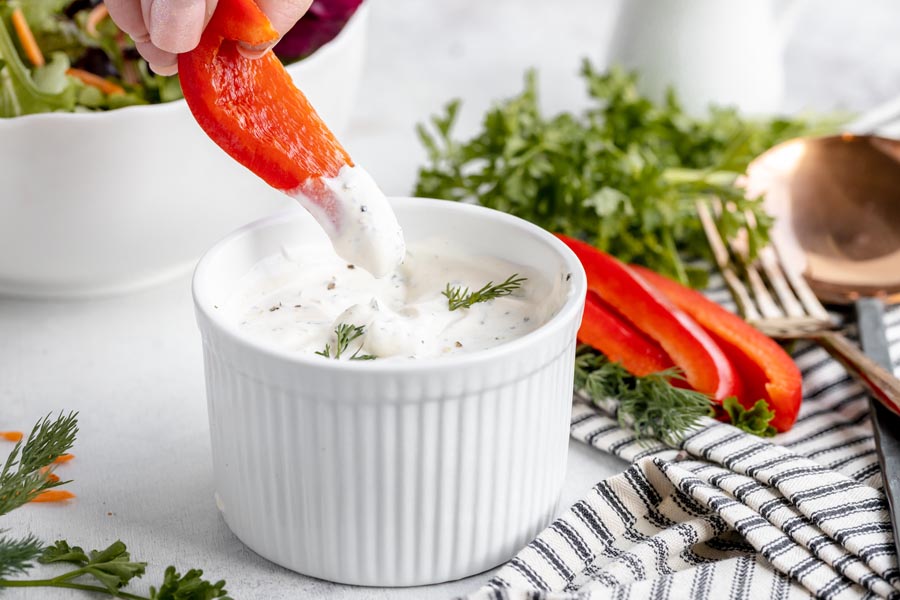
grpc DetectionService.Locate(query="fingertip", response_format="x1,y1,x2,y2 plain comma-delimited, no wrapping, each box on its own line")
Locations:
255,0,315,36
106,0,151,41
147,0,206,53
150,62,178,76
135,40,178,73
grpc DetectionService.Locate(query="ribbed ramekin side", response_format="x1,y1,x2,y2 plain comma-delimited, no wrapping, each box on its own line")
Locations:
200,318,579,586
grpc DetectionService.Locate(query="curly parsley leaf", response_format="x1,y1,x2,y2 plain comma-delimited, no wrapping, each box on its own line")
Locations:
40,540,147,593
723,396,777,438
415,62,834,288
149,566,231,600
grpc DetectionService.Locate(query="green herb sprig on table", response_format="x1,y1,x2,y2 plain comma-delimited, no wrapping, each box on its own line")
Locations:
574,348,712,445
722,396,777,438
315,323,376,360
575,349,778,443
0,411,77,515
0,413,232,599
443,273,526,311
415,61,832,288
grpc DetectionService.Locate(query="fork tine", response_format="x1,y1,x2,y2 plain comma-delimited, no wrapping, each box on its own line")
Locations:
769,236,833,322
696,200,762,322
743,209,806,318
711,199,784,320
757,246,806,318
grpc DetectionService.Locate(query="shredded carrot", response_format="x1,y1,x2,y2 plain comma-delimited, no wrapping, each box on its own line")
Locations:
86,4,109,38
53,453,75,464
11,8,45,67
66,68,125,96
31,490,75,503
46,473,60,483
0,431,23,442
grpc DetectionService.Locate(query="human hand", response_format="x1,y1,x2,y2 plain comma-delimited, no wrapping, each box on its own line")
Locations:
105,0,314,76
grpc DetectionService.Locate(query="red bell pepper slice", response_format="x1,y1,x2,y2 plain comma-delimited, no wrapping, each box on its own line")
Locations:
632,266,802,432
580,291,673,376
177,0,353,193
558,234,741,403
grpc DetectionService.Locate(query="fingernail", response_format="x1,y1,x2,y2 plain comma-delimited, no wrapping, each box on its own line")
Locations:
237,42,273,60
148,0,206,53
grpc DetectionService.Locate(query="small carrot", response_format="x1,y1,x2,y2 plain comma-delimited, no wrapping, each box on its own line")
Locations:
66,68,125,96
31,490,75,503
53,453,75,464
11,8,45,67
0,431,23,442
86,4,109,38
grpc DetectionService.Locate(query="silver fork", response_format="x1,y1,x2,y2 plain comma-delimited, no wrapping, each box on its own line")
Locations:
697,198,900,417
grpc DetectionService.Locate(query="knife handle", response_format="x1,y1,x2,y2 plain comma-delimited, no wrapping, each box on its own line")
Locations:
854,297,900,562
815,328,900,417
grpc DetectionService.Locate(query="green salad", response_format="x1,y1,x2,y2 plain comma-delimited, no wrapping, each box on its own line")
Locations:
0,0,364,117
0,0,183,116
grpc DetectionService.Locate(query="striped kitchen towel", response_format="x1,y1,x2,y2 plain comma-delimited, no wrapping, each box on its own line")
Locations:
467,305,900,600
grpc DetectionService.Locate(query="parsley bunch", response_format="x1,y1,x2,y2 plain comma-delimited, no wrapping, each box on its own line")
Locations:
415,61,830,288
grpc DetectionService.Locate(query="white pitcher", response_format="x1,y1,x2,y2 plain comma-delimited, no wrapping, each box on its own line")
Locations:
605,0,805,115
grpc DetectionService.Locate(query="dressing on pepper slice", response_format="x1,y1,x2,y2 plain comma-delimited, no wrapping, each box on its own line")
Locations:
177,0,405,277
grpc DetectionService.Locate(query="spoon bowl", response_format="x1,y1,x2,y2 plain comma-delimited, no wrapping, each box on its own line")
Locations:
746,134,900,304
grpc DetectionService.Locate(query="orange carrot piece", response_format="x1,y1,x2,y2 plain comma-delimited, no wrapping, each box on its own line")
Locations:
31,490,75,503
0,431,23,442
46,473,60,483
11,8,45,67
66,68,125,96
53,453,75,464
86,4,109,38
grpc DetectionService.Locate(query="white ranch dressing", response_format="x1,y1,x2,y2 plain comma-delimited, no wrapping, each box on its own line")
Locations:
291,165,405,278
224,237,566,360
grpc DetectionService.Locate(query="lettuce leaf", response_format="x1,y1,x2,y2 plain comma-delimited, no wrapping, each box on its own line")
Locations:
0,11,75,117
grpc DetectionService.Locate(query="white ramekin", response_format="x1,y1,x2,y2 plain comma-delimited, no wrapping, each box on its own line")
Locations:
0,5,368,299
192,198,587,586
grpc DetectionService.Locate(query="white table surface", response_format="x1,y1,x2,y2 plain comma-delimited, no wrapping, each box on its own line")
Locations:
3,1,900,598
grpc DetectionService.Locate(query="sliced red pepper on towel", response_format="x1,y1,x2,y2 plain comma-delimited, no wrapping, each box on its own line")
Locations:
632,266,802,432
558,235,741,403
580,291,673,376
177,0,353,192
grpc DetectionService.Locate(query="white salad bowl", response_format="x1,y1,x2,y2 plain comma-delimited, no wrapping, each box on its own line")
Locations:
0,6,368,299
192,198,587,586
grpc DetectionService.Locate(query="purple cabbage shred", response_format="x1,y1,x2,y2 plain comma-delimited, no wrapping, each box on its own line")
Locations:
274,0,365,62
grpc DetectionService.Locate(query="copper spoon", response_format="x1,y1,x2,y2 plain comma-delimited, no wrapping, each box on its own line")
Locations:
745,133,900,556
